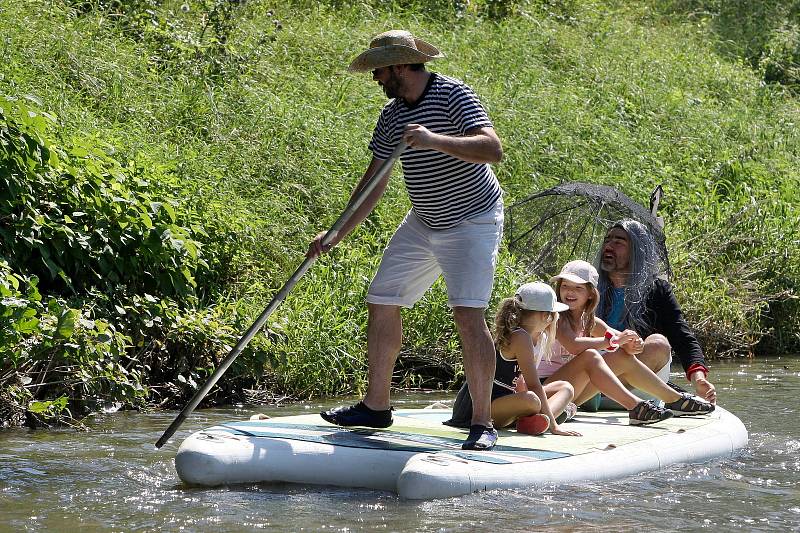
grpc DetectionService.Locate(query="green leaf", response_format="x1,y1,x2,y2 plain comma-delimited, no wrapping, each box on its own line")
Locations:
70,146,88,157
41,256,62,280
28,400,50,414
55,309,77,339
163,202,176,223
140,212,154,229
15,316,40,334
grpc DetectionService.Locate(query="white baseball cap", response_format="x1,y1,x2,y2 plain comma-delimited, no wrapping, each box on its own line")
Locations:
515,282,569,312
550,260,599,287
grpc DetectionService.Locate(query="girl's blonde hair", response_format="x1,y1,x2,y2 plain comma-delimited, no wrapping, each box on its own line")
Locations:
493,297,559,362
554,278,600,336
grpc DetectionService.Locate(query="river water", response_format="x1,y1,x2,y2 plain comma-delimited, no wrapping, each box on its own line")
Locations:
1,356,798,532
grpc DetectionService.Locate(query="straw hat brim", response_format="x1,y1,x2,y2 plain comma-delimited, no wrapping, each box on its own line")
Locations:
348,40,444,72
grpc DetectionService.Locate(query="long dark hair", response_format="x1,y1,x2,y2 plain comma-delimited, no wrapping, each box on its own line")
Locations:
596,219,659,331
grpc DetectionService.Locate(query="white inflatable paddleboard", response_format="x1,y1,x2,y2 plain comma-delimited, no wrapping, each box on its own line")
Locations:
174,406,747,499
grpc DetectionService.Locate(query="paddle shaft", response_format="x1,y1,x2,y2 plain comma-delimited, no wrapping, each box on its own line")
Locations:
155,141,407,448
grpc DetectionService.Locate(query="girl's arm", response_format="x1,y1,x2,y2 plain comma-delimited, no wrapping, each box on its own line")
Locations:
555,320,610,354
594,318,642,355
590,317,612,336
508,331,573,435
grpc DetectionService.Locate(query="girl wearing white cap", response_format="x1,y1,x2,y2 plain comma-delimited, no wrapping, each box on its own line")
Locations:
543,260,714,422
447,282,581,436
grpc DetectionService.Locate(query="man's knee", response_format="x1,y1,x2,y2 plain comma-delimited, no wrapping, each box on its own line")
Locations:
368,302,400,313
452,306,490,337
367,304,402,348
641,334,671,370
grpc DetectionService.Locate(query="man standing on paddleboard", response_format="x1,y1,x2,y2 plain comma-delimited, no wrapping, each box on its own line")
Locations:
308,30,504,450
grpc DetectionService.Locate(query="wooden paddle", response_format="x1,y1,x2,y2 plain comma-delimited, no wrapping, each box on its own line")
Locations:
155,141,407,448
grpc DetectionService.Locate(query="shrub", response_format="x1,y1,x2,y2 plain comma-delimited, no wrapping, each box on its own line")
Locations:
0,94,211,299
761,23,800,88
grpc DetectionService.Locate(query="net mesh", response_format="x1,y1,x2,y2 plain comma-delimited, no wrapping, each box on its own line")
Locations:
507,182,671,279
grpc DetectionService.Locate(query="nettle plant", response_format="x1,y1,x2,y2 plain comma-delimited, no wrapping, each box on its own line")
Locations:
0,95,208,299
0,94,211,423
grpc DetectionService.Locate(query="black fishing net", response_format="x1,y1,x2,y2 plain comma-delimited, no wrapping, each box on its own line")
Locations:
507,182,671,279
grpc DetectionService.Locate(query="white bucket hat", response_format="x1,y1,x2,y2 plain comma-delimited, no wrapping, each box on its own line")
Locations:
550,260,599,287
348,30,444,72
515,282,569,313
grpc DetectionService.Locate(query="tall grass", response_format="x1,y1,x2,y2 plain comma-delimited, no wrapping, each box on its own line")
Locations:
1,0,799,421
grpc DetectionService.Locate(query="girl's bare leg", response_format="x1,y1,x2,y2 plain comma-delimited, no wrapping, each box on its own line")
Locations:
546,350,641,409
491,391,541,428
543,380,574,416
604,351,681,402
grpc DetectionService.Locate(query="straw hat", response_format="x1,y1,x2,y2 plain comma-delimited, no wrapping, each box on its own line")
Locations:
348,30,444,72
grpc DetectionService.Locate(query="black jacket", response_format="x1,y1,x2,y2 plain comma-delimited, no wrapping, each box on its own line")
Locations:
634,278,707,373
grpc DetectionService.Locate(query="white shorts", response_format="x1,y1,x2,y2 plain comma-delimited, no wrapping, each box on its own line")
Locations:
366,200,503,308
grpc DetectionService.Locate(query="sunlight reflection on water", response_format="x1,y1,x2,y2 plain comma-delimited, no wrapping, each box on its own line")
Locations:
0,357,798,531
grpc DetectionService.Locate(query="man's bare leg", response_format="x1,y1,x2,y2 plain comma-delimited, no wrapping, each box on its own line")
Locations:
453,306,495,427
363,303,402,411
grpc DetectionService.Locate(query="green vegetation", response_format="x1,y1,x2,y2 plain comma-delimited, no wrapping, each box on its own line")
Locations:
1,0,798,426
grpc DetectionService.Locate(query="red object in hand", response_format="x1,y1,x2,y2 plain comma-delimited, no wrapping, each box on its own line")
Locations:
604,330,619,352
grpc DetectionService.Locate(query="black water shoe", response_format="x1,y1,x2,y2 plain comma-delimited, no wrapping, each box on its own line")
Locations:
320,401,393,428
664,392,715,416
629,400,674,426
461,424,498,450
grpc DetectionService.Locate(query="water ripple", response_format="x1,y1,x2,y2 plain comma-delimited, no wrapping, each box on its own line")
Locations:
1,358,800,531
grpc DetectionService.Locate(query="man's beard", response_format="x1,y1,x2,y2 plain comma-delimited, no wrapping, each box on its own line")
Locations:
381,71,404,99
600,255,624,273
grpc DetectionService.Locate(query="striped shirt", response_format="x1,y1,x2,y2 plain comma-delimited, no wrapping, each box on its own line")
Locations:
368,73,502,229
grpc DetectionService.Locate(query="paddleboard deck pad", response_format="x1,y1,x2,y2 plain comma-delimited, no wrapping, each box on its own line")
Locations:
174,406,747,499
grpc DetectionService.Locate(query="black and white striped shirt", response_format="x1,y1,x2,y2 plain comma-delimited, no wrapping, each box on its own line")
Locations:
368,73,502,230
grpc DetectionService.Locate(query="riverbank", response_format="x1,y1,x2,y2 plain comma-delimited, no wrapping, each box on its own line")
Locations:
1,0,799,426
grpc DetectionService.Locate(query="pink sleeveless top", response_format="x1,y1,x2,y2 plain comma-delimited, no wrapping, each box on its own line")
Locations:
536,338,575,378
